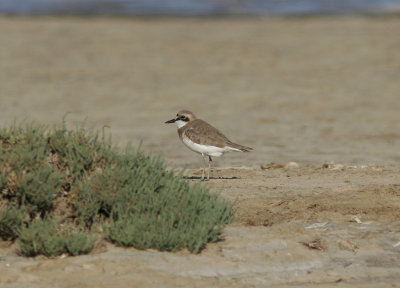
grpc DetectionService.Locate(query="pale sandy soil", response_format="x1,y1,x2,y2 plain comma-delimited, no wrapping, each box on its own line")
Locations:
0,16,400,287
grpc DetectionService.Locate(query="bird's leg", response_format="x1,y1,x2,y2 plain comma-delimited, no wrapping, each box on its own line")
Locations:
208,156,212,180
201,154,206,181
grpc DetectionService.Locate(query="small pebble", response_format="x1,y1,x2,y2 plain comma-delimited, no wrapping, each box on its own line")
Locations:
285,162,299,169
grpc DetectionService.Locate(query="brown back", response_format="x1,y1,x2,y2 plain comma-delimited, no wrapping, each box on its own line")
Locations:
178,119,231,148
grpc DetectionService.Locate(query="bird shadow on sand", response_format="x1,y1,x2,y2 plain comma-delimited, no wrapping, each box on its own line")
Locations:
183,176,238,180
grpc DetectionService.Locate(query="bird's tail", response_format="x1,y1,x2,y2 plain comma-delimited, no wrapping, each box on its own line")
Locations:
227,142,253,152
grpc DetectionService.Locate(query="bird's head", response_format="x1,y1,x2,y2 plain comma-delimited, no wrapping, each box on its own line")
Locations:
165,110,196,128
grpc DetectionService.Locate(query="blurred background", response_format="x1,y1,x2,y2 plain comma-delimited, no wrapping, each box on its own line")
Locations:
1,0,400,16
0,1,399,168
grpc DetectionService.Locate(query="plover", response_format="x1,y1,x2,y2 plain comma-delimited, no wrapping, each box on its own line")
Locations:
165,110,252,180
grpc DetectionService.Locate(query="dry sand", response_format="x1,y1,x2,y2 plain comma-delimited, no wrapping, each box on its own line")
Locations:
0,16,400,287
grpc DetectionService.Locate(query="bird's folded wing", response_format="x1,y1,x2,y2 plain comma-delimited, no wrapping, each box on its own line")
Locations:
184,119,231,148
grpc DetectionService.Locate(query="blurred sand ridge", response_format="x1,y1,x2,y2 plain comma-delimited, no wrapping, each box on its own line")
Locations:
0,16,399,168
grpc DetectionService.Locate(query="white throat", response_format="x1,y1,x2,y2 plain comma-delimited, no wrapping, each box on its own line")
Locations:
175,120,188,128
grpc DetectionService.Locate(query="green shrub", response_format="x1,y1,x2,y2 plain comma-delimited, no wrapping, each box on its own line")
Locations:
16,165,62,216
18,217,66,257
0,205,27,240
0,171,7,191
0,121,234,256
105,172,234,253
17,217,96,257
63,230,97,256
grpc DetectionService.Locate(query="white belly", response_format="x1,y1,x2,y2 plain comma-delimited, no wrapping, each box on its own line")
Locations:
182,135,239,157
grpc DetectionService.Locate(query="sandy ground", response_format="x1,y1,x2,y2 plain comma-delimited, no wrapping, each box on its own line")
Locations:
0,16,400,287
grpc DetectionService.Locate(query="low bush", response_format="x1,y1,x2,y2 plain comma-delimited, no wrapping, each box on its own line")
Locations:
0,120,234,256
105,172,233,253
64,229,97,256
0,205,26,240
17,217,96,257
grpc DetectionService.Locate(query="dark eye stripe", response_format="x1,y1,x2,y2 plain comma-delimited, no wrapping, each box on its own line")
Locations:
178,116,189,122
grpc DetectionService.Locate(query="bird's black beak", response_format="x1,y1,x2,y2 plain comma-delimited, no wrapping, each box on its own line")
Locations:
165,118,176,124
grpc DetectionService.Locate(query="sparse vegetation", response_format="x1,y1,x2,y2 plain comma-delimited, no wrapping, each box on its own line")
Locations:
0,120,234,256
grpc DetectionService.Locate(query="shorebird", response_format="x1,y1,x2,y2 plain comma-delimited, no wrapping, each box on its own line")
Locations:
165,110,252,180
